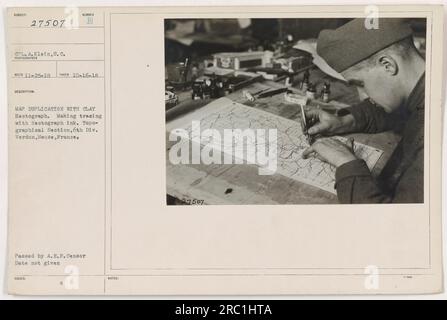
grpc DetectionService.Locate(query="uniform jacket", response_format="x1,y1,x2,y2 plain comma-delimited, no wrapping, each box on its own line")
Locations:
335,74,425,203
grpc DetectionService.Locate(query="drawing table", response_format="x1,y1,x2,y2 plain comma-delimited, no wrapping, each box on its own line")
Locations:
165,77,401,204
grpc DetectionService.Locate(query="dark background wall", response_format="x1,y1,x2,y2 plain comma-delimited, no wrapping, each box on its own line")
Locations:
165,18,426,64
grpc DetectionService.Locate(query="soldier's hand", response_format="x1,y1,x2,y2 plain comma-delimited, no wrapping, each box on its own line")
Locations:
305,108,355,136
301,137,357,168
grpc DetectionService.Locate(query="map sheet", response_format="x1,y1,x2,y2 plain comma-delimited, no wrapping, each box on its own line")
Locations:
173,97,383,194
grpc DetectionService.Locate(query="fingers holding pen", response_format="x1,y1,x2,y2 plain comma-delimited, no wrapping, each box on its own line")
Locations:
303,106,350,137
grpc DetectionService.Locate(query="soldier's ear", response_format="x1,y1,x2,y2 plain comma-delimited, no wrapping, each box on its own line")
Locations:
378,55,398,75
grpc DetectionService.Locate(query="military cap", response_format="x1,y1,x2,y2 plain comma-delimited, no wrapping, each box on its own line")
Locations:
317,18,413,72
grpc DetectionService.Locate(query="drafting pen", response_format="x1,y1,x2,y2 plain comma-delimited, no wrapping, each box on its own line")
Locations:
299,103,313,145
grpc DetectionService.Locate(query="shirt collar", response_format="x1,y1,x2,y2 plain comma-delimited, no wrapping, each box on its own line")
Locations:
406,72,425,113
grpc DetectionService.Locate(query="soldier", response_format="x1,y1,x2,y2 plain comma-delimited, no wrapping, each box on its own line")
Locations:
302,19,425,203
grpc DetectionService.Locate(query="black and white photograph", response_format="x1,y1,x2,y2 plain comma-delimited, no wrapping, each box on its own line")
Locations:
165,17,427,205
